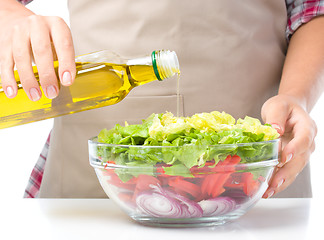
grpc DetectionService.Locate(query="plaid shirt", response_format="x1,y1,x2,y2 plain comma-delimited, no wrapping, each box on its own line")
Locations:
23,133,50,198
22,0,324,198
286,0,324,39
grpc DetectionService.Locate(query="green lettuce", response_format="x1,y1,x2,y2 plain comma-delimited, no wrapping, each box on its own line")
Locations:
96,111,279,181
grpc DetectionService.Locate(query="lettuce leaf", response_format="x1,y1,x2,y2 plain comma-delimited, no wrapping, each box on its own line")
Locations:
96,111,279,180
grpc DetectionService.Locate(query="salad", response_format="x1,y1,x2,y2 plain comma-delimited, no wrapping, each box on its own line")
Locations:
94,111,280,219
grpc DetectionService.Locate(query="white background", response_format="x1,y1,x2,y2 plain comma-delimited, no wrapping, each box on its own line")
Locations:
0,0,323,199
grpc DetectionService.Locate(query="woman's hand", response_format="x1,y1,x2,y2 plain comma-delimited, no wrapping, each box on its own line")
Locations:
261,94,317,198
0,2,76,101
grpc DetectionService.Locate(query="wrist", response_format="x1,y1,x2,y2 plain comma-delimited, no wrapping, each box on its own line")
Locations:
276,92,308,111
278,83,321,112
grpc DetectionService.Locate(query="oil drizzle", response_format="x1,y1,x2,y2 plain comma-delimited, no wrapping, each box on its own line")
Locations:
176,72,181,117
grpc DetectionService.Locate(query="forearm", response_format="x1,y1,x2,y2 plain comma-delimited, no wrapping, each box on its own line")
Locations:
279,16,324,112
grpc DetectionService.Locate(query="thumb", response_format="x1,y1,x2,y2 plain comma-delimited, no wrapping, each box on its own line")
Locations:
261,99,290,136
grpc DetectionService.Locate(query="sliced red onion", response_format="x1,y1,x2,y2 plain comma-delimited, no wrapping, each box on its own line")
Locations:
136,191,184,218
164,189,203,218
198,197,236,217
135,184,203,218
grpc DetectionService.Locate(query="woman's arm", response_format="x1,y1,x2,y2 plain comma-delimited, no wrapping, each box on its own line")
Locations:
280,16,324,111
261,16,324,198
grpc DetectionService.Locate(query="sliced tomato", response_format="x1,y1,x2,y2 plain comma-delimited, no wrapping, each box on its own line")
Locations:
168,177,201,199
132,174,161,200
242,172,260,196
224,174,244,189
190,160,216,174
201,155,241,198
106,173,136,190
201,168,226,198
135,175,160,191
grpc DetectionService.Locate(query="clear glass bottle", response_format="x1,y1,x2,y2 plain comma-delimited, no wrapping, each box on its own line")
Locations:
0,50,179,129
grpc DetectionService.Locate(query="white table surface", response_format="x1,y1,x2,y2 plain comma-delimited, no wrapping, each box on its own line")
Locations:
1,198,322,240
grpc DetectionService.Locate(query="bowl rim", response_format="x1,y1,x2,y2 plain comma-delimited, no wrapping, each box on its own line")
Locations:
89,137,280,171
90,158,279,171
88,136,280,148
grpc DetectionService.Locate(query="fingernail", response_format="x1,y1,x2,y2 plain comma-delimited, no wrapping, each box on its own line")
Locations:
277,162,284,168
271,123,282,134
277,179,285,188
6,86,14,98
62,71,72,85
30,88,41,101
46,85,57,99
286,153,293,163
266,190,275,199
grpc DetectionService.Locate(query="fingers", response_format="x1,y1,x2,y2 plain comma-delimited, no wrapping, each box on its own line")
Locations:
0,46,17,98
30,15,58,99
47,16,76,86
261,98,289,135
279,111,317,167
263,149,312,198
263,129,316,198
12,21,42,101
1,15,75,100
261,95,317,198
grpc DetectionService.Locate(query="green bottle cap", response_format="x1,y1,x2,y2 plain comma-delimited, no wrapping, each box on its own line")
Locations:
152,50,180,81
152,51,162,81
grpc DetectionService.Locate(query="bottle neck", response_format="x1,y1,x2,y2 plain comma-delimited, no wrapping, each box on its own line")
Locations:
126,50,180,81
152,50,180,80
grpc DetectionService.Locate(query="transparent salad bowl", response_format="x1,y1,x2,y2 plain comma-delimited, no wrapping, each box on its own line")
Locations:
89,137,279,227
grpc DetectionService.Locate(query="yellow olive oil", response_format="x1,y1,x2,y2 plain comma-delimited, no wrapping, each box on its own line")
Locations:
0,50,180,129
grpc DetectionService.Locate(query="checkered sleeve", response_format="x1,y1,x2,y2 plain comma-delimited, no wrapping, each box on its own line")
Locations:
286,0,324,40
17,0,33,5
23,132,51,198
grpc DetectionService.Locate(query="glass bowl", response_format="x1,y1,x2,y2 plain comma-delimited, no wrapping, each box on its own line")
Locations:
89,137,279,227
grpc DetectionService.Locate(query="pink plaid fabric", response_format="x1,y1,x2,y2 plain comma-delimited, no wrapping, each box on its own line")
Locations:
23,132,51,198
18,0,33,5
286,0,324,39
23,0,324,198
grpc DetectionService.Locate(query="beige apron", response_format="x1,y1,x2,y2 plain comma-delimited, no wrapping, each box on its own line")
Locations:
39,0,312,198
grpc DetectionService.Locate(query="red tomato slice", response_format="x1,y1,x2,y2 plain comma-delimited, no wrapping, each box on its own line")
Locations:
107,174,136,190
168,177,201,199
133,174,161,200
242,172,260,196
201,155,241,198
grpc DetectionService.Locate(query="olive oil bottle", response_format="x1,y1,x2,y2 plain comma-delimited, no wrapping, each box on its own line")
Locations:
0,50,180,129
